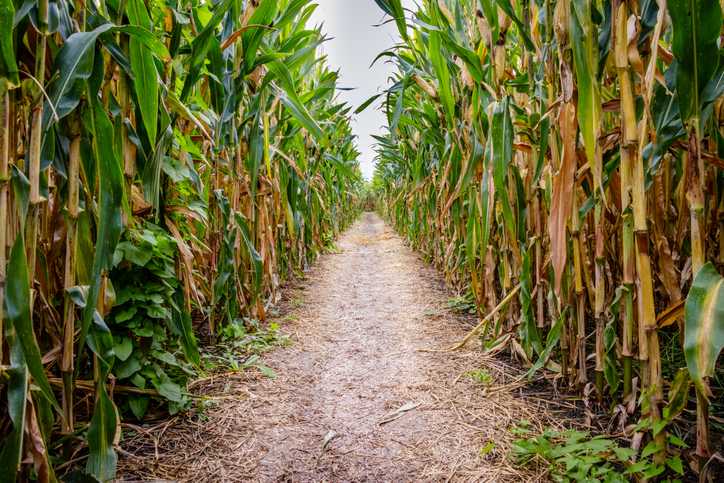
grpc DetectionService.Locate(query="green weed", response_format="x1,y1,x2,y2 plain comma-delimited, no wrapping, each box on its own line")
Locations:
467,369,494,386
510,422,687,482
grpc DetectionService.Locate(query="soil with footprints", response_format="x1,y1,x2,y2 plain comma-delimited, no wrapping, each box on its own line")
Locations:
119,212,567,482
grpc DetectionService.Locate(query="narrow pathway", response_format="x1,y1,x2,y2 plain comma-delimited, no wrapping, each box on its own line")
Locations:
120,213,556,482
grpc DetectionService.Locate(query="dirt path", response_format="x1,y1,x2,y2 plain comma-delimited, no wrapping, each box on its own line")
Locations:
120,213,558,482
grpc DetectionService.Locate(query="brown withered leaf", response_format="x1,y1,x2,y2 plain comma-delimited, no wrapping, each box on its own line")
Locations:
657,300,684,328
24,396,50,483
166,217,204,308
549,102,577,299
652,171,682,301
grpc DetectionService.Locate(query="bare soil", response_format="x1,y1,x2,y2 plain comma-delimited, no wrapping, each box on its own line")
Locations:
119,213,565,482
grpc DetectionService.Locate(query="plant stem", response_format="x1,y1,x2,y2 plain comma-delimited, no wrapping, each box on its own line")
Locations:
61,127,81,433
614,0,637,402
27,0,49,291
571,191,587,386
0,92,9,364
687,124,711,460
594,204,605,399
633,75,665,468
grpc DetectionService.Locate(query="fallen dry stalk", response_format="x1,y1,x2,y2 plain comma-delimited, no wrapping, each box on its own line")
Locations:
419,284,521,352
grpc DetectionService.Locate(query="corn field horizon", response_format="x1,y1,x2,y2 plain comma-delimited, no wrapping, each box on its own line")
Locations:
0,0,723,481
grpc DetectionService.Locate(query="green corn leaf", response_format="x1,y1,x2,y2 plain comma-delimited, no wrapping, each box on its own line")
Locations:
126,0,158,146
373,0,407,40
570,0,601,189
355,93,383,114
43,24,113,127
85,382,119,482
166,90,212,143
116,25,170,60
267,60,325,142
180,0,234,101
11,164,30,224
373,0,394,16
0,0,19,89
142,119,174,213
465,191,477,267
491,97,515,237
246,108,264,197
663,368,691,424
428,31,454,126
171,289,200,366
236,213,264,301
669,0,721,124
242,0,280,72
5,233,59,410
389,76,409,135
518,248,542,358
0,339,29,476
78,98,124,365
684,262,724,397
480,163,493,252
276,0,309,31
82,98,124,483
526,310,564,379
439,32,483,83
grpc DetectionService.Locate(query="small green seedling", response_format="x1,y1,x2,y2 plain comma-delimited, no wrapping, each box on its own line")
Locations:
467,369,493,385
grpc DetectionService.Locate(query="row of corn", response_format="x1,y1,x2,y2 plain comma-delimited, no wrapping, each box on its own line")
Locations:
0,0,362,480
370,0,722,475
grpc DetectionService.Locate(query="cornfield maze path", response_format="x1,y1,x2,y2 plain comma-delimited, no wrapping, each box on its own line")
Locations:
119,212,563,482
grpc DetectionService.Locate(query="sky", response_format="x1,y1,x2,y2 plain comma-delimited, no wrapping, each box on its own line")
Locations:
309,0,416,180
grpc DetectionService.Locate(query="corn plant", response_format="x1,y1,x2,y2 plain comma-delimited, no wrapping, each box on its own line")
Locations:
0,0,362,480
370,0,723,471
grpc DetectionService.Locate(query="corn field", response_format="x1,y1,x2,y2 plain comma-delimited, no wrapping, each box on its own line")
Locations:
371,0,723,473
0,0,362,480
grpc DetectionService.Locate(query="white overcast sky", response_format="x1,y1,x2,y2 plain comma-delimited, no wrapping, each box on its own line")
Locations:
309,0,416,180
